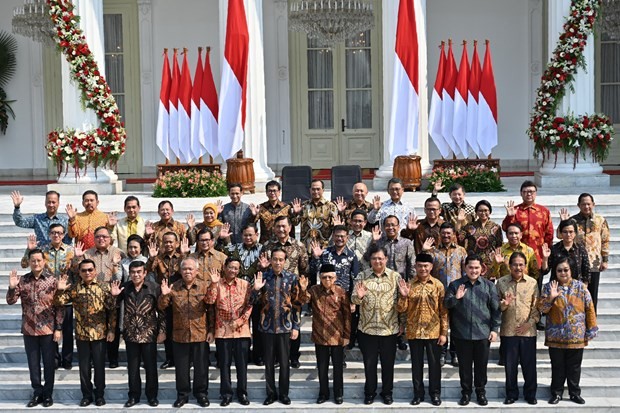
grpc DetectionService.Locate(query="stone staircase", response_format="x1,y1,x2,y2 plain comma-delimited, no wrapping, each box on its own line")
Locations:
1,196,620,411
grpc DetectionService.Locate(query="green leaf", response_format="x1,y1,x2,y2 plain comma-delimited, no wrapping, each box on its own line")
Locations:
0,31,18,88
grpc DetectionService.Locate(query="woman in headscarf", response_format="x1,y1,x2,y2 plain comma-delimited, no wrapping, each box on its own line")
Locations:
186,203,229,247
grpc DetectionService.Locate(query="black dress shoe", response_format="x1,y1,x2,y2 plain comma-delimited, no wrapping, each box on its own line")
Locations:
548,395,561,404
397,341,408,350
255,359,264,366
95,398,106,406
526,398,537,405
497,359,505,366
263,395,277,405
160,360,174,369
334,396,343,404
342,360,347,368
148,398,159,407
238,394,250,405
79,398,92,407
439,354,446,367
410,397,422,405
458,395,470,406
42,397,54,408
290,360,301,368
431,395,441,406
125,398,138,407
173,398,187,408
279,395,291,405
451,356,459,367
536,321,545,331
220,397,232,407
382,395,393,405
27,396,43,408
570,394,585,404
504,397,516,405
363,395,374,405
198,396,210,407
316,395,327,404
62,361,72,370
477,394,488,406
109,360,119,369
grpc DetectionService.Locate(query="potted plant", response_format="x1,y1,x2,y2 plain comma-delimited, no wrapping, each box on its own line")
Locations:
0,30,17,135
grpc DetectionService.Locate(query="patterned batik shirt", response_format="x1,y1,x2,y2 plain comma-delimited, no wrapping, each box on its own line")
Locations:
539,279,598,349
401,217,444,254
445,276,501,341
22,243,74,279
68,210,110,249
440,201,476,234
570,212,610,271
147,252,185,284
13,209,72,246
341,200,374,231
461,219,504,277
351,267,405,336
428,242,467,288
220,202,254,244
119,280,166,343
253,200,295,243
346,230,372,272
251,269,304,334
300,284,351,346
374,236,416,281
293,197,338,249
490,242,539,280
397,275,448,340
502,203,554,269
55,278,116,341
190,249,227,282
6,270,63,336
263,238,309,277
75,246,126,283
496,274,540,337
309,246,359,294
544,241,591,284
224,242,262,283
205,277,253,339
146,219,186,247
368,199,417,231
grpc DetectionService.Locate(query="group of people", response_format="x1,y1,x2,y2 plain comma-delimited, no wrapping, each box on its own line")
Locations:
6,177,605,407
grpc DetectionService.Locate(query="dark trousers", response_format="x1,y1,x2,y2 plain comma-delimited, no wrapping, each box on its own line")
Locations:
549,347,584,397
76,339,106,400
409,339,442,398
126,341,158,401
315,344,344,398
349,305,360,346
251,304,263,362
55,305,73,365
173,341,209,400
216,338,250,398
263,333,291,398
503,336,537,400
290,335,301,363
441,335,457,359
588,271,600,312
164,307,174,362
106,308,121,363
357,332,397,398
24,334,56,398
453,337,490,396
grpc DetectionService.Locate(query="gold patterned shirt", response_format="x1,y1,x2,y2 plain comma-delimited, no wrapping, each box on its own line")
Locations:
293,197,338,249
496,274,540,337
68,210,111,250
190,249,227,282
75,246,126,283
146,219,187,247
490,242,539,280
22,243,74,278
253,200,295,243
569,212,610,270
397,276,448,340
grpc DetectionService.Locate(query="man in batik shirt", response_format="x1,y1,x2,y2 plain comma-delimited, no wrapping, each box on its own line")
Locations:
291,179,338,250
66,190,113,249
252,180,295,243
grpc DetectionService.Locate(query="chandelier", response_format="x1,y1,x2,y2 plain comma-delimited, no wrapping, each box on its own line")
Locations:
599,0,620,40
12,0,55,45
289,0,375,45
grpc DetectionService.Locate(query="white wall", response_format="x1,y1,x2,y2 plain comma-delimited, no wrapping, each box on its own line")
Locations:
426,0,541,168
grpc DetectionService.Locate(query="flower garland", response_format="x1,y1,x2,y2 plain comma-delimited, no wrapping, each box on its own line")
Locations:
528,0,614,166
44,0,126,177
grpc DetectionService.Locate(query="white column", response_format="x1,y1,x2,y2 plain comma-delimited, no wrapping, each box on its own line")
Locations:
137,0,157,170
536,0,608,187
373,0,429,190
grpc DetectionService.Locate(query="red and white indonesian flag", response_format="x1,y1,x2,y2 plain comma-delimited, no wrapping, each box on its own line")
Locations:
429,43,450,158
168,49,181,160
156,49,171,160
441,41,459,156
477,41,498,156
453,42,470,157
387,0,419,159
466,41,482,157
218,0,249,161
178,51,193,163
190,48,206,160
200,48,220,158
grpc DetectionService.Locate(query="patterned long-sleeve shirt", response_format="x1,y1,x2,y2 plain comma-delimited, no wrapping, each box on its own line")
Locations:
6,271,64,336
118,280,166,343
368,199,416,231
146,219,186,247
445,276,501,340
263,238,309,277
309,246,359,295
351,267,404,336
251,269,304,334
68,210,111,250
374,236,416,281
490,242,539,280
502,203,554,269
190,249,227,282
539,280,598,349
428,242,467,288
205,277,253,339
440,201,476,234
544,241,591,284
496,274,540,337
340,200,374,231
158,279,213,343
292,197,338,249
299,284,351,346
346,230,372,272
21,243,74,279
397,276,448,340
187,223,222,247
147,252,185,284
13,209,72,246
75,246,126,283
570,212,610,270
224,242,262,283
461,220,504,275
401,218,444,254
55,279,116,341
219,202,254,245
253,200,295,243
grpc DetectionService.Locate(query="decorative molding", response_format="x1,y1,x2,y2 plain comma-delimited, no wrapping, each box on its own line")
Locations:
137,0,157,167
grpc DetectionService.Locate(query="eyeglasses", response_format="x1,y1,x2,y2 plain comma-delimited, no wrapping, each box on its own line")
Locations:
320,275,335,280
521,190,536,194
49,231,64,236
94,235,110,239
80,268,95,272
198,238,213,242
266,189,279,193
